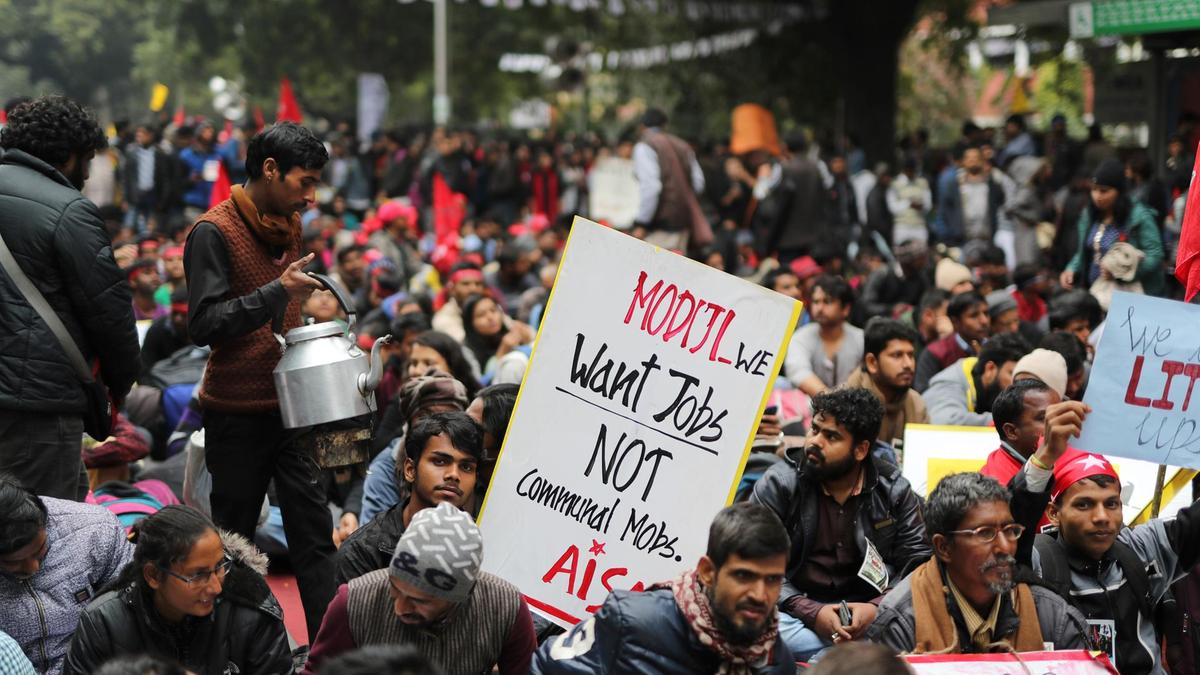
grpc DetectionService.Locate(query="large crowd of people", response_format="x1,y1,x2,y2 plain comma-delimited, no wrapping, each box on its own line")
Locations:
1,89,1199,675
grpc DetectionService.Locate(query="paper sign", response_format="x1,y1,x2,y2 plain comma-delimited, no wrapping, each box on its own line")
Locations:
1077,291,1200,468
905,650,1118,674
587,157,639,230
477,217,799,627
902,424,1191,526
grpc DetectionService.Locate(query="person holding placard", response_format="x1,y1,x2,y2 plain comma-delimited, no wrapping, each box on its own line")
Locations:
751,388,930,659
1008,401,1200,675
531,503,797,675
866,472,1088,655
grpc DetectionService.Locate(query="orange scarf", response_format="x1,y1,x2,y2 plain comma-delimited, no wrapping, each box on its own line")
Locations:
909,556,1044,654
230,184,300,247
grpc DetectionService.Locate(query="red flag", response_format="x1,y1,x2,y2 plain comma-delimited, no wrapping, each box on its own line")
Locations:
172,104,186,128
1174,144,1200,301
276,77,303,124
0,108,6,125
209,160,231,209
253,106,265,133
219,119,234,144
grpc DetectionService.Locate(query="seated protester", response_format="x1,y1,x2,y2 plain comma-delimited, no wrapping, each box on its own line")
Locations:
751,388,930,659
92,655,186,675
374,313,433,416
1010,263,1050,334
933,258,974,296
360,370,470,525
914,291,990,393
1047,290,1102,360
843,318,928,448
901,287,951,353
981,379,1065,488
1010,403,1200,675
336,411,482,586
315,645,443,675
1038,331,1088,400
866,472,1088,654
532,503,796,675
465,383,519,495
462,294,534,383
431,261,486,343
925,332,1030,426
784,274,864,396
985,290,1020,336
64,506,291,675
485,240,541,316
304,502,536,675
374,331,479,456
0,475,132,675
139,288,192,380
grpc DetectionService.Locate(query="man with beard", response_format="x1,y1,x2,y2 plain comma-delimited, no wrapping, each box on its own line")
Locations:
925,332,1029,426
304,501,536,675
183,121,332,639
867,472,1088,654
0,95,140,499
0,475,132,675
844,318,928,448
1007,405,1200,674
532,502,796,674
751,388,930,659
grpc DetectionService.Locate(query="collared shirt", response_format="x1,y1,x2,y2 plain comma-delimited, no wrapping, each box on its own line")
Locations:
793,470,870,603
946,575,1004,650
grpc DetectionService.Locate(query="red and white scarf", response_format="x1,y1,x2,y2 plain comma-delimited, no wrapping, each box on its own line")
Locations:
655,569,779,675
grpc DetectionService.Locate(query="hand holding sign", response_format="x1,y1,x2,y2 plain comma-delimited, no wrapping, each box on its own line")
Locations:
1034,401,1091,469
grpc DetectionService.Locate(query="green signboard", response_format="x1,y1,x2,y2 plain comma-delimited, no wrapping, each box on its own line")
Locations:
1070,0,1200,38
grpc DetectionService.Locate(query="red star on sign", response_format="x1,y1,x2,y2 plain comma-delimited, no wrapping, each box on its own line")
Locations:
588,540,606,556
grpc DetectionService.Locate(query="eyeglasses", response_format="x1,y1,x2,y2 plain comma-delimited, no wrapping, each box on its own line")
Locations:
947,524,1026,543
157,555,233,586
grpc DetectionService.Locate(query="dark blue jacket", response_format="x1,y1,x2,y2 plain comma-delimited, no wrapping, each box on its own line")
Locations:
530,588,796,675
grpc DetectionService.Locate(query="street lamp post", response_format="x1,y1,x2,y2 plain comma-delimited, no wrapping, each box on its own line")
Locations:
433,0,450,125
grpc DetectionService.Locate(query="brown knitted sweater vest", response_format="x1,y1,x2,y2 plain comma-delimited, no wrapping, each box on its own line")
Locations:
346,569,522,675
198,198,301,414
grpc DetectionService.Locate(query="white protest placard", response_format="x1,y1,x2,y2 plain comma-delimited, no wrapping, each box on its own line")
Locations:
1078,291,1200,468
905,650,1117,674
902,423,1192,525
587,157,639,230
478,217,799,626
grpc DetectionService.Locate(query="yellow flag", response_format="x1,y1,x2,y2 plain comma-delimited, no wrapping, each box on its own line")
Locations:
1010,77,1033,115
149,83,169,112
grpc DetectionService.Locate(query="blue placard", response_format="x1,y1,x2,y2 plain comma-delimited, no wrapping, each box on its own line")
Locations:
1077,291,1200,468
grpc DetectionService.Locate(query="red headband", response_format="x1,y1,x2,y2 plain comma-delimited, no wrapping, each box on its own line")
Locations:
1051,452,1120,501
171,302,189,315
450,269,483,284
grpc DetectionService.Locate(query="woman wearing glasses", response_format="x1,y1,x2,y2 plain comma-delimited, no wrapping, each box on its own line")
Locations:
63,505,293,674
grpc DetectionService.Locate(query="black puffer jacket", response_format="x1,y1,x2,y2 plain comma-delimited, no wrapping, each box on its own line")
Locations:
63,532,293,675
531,588,796,675
751,452,931,611
0,149,139,412
334,501,406,585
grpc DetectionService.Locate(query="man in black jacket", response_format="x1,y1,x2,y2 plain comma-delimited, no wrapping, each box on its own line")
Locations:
0,95,140,500
533,502,796,675
751,387,930,660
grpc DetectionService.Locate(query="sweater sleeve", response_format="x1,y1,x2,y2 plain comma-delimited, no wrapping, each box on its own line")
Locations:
497,598,537,675
301,584,356,675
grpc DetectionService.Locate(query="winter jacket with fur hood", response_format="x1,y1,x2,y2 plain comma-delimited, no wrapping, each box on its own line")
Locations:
62,531,293,675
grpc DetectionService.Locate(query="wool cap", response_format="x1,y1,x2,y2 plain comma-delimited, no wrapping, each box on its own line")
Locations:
935,258,973,292
1013,348,1068,397
390,502,483,603
1092,158,1127,192
986,289,1018,319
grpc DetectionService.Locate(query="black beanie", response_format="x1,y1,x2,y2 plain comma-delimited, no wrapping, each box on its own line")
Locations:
1092,158,1126,192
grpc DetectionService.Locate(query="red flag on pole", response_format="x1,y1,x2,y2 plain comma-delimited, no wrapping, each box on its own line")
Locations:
172,104,186,128
0,108,7,126
277,77,303,123
209,160,231,209
1174,144,1200,301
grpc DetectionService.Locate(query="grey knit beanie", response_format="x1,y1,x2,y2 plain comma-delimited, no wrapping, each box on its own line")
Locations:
389,502,482,603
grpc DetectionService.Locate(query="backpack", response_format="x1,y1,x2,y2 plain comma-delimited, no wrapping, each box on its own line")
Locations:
1034,532,1156,624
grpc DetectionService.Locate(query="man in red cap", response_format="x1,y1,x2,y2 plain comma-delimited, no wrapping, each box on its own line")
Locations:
1010,402,1200,675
